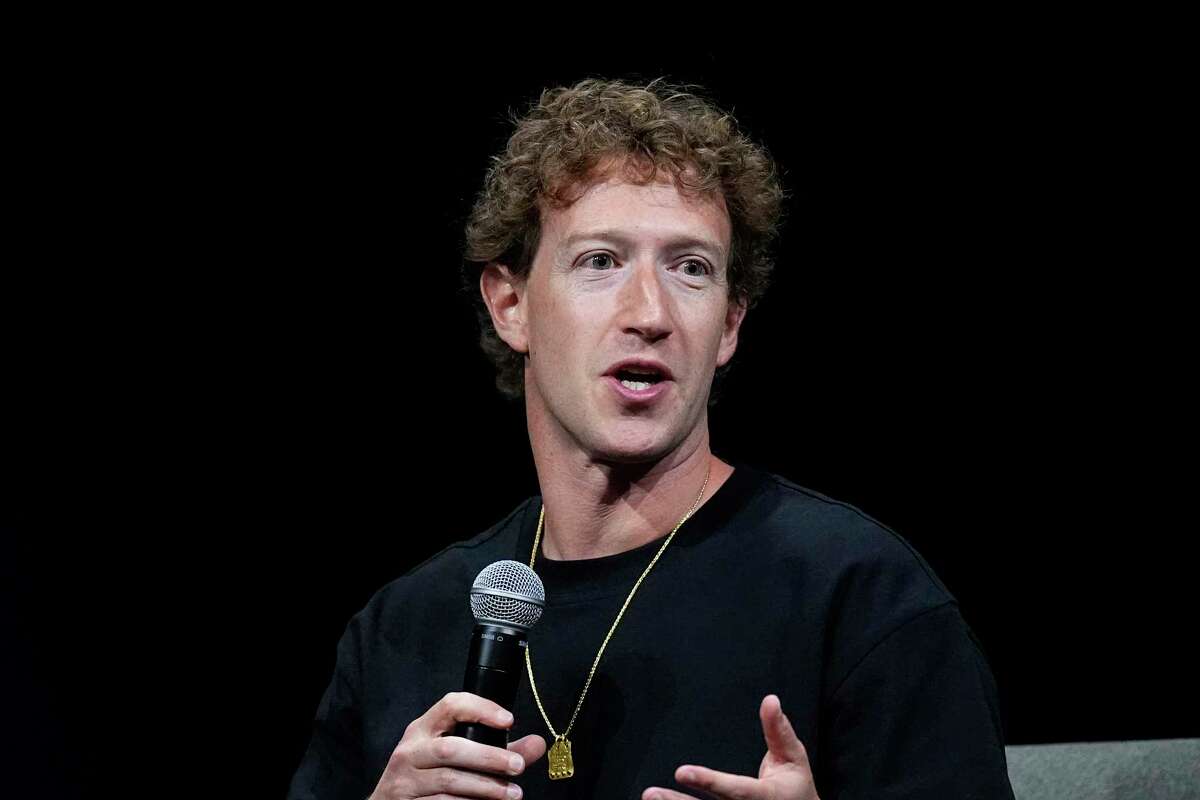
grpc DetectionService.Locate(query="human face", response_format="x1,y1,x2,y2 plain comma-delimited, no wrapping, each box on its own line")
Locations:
515,175,745,464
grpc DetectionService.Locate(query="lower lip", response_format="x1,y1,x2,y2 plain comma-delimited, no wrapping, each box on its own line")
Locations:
605,375,670,404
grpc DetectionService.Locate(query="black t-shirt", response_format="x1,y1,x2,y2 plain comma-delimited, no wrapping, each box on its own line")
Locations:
288,465,1014,799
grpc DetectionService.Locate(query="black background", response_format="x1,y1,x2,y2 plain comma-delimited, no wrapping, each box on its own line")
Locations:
3,25,1193,799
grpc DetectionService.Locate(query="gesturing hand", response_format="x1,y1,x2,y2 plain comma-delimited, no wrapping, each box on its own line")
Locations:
643,695,820,800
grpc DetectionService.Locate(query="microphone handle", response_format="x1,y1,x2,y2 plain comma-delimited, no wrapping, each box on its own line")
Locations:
454,624,527,747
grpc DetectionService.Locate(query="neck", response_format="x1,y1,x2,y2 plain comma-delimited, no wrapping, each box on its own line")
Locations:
527,413,732,562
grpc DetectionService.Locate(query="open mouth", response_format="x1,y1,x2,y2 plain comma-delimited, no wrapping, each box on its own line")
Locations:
615,368,665,391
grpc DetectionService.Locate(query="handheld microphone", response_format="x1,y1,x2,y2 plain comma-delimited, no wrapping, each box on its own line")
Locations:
453,560,546,747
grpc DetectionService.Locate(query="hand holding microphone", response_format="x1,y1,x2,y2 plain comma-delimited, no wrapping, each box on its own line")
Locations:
369,561,547,800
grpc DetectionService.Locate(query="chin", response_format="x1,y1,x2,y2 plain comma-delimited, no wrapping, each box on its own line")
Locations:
598,450,662,466
590,429,677,465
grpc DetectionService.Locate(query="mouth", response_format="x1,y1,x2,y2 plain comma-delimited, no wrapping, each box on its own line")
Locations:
603,360,674,404
613,367,666,391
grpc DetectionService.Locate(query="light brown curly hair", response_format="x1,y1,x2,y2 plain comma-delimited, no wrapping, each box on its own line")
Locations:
462,77,784,401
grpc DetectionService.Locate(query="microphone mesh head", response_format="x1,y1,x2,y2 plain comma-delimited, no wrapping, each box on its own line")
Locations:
469,560,546,630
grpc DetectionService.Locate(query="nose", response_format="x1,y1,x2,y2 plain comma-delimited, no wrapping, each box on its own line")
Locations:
616,259,673,343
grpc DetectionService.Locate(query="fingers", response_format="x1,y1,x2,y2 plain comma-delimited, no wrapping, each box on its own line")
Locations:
377,695,540,800
507,734,547,766
407,764,522,799
412,692,515,738
642,789,701,800
759,694,809,765
410,734,528,777
411,733,545,774
674,764,763,800
642,696,814,800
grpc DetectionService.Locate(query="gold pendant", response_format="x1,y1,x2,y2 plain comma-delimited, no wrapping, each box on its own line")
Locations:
548,734,574,779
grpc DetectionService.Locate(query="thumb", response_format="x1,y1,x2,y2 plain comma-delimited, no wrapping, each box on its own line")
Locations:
760,694,810,765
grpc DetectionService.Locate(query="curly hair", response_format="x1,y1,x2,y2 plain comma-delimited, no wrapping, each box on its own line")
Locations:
462,77,784,401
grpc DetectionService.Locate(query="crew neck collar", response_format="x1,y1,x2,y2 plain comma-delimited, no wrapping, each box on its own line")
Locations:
512,463,766,602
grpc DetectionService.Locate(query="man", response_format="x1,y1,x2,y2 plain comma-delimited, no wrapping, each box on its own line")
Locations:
289,79,1014,799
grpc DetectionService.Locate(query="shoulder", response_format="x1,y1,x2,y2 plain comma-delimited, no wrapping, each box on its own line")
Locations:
730,467,974,689
743,468,952,596
727,465,958,628
349,497,537,641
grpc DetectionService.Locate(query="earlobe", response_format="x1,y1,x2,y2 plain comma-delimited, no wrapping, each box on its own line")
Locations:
480,263,529,354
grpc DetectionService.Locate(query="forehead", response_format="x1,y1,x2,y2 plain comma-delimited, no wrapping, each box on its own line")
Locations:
540,176,732,256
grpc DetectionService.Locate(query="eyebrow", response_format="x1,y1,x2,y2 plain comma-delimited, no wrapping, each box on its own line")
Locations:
557,230,727,262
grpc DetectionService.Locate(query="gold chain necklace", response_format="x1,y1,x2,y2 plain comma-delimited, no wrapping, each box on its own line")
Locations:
524,463,712,780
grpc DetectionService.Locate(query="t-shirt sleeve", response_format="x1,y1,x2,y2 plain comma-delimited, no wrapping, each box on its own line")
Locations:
819,602,1014,799
287,617,370,800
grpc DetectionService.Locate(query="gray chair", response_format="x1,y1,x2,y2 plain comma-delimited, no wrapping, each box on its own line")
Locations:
1005,739,1199,799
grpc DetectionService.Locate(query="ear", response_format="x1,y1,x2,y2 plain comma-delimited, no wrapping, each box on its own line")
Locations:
715,297,747,368
479,263,529,354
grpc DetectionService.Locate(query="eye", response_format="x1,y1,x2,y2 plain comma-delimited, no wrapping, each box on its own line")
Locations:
583,253,616,270
679,259,711,277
